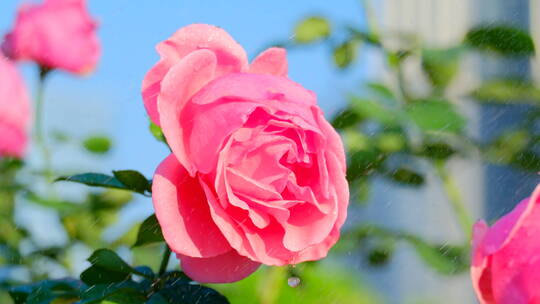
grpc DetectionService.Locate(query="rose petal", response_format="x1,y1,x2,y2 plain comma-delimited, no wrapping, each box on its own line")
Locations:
481,199,530,256
294,151,349,261
178,250,260,283
142,24,248,125
250,47,288,76
191,73,316,107
0,123,27,158
471,220,492,304
282,201,337,252
0,56,30,158
158,49,217,175
152,154,230,258
201,179,288,265
315,109,347,173
184,74,321,174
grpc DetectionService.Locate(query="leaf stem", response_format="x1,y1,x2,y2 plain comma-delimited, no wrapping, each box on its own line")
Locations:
434,161,473,240
359,0,379,37
158,245,172,276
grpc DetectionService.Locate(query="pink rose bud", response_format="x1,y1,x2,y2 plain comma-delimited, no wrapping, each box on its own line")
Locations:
0,55,31,158
2,0,100,75
471,184,540,304
142,24,349,283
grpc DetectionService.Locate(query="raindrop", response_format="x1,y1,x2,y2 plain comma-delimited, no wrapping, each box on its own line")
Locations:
288,276,301,287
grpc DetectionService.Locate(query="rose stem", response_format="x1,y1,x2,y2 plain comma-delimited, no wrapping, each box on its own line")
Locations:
158,245,172,276
35,67,54,186
434,160,473,241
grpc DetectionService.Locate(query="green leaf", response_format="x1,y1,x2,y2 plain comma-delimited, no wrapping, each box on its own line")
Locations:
0,244,22,264
80,249,148,285
344,130,370,151
465,25,535,56
157,285,229,304
471,79,540,105
149,121,166,143
56,172,151,195
79,282,144,304
485,129,530,164
349,28,381,46
406,238,469,275
9,285,32,304
366,82,396,102
133,266,155,278
331,107,362,129
294,16,330,43
56,173,126,190
352,177,371,203
83,136,112,154
147,293,169,304
420,142,456,160
333,39,359,68
347,149,386,181
157,272,229,304
405,99,465,133
113,170,151,194
367,246,393,266
88,249,135,274
9,280,81,304
512,150,540,172
388,168,424,187
100,288,146,304
0,158,24,172
375,133,405,153
80,265,131,285
422,47,462,89
351,97,402,126
133,214,165,247
387,49,412,68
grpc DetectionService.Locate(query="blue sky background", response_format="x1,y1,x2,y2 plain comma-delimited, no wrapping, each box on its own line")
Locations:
0,1,375,246
1,0,370,177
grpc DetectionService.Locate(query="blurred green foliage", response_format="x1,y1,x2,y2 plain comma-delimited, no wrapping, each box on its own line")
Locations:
214,264,380,304
285,2,539,297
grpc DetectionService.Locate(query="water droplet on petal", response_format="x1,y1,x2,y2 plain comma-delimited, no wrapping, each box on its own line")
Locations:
288,276,301,287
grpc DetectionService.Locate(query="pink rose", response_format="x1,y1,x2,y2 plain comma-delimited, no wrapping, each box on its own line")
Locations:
143,24,349,283
471,184,540,304
2,0,100,74
0,55,31,158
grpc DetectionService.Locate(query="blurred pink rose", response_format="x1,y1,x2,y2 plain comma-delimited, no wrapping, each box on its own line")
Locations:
0,55,31,158
471,184,540,304
2,0,100,74
143,24,348,283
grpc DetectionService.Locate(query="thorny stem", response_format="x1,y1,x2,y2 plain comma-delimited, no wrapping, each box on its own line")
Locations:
434,161,473,240
35,67,54,185
158,245,172,276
